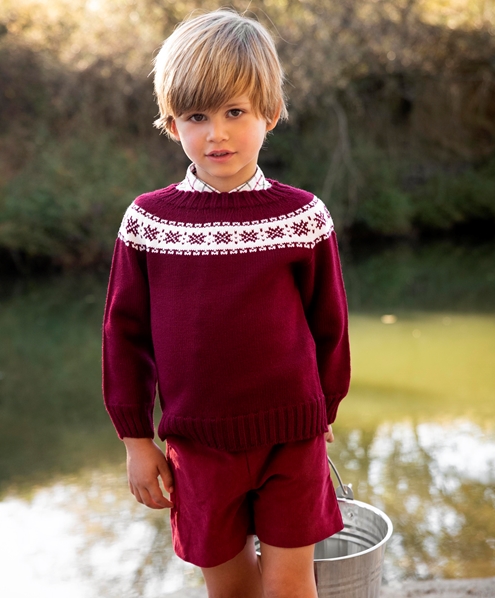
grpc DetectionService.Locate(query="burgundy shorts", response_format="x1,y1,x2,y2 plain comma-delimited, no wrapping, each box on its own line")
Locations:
165,434,343,568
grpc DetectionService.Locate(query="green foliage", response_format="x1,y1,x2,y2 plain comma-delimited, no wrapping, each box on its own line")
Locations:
350,141,414,235
0,0,495,265
0,131,170,266
357,187,413,235
412,157,495,230
270,125,495,238
0,41,53,130
342,241,495,313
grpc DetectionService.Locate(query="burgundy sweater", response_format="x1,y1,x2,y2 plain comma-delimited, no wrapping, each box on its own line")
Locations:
102,180,350,452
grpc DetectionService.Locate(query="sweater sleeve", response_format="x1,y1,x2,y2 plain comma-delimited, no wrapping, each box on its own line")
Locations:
297,224,351,424
102,233,157,439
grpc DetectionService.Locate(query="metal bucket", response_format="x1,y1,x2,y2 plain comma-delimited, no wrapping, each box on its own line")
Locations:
256,458,393,598
312,458,394,597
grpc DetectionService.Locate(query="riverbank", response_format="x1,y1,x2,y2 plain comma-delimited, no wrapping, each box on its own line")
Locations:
380,577,495,597
170,577,495,598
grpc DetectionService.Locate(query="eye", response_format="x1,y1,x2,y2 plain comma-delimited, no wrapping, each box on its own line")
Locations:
189,113,206,122
228,109,243,118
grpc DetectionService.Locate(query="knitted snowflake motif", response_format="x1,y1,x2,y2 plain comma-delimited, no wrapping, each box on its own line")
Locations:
119,196,333,255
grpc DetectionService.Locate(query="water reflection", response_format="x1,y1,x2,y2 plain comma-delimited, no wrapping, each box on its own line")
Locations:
0,274,121,497
360,420,495,580
1,420,494,596
1,240,495,593
0,466,203,597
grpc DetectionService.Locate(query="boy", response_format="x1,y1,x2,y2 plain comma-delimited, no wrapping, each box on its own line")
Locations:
103,9,350,598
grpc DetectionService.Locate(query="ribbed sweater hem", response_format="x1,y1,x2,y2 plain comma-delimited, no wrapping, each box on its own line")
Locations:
157,396,329,452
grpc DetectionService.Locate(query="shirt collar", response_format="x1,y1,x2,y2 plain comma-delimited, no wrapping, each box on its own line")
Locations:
176,163,271,193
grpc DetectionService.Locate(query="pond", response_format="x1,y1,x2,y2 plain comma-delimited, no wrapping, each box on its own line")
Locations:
0,239,494,597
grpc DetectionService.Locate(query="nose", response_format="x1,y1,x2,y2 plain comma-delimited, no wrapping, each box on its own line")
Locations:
206,118,228,143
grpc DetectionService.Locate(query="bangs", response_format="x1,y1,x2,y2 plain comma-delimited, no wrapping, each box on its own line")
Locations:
168,55,258,117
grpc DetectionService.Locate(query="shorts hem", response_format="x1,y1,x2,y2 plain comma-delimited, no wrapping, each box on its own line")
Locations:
176,537,249,569
256,519,344,550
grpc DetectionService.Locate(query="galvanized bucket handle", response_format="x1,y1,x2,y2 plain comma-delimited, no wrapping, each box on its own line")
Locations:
328,456,354,500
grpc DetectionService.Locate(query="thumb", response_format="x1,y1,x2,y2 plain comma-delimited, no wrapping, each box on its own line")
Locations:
325,425,335,443
159,463,174,494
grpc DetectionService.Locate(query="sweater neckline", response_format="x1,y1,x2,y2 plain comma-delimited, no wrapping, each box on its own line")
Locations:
154,180,304,210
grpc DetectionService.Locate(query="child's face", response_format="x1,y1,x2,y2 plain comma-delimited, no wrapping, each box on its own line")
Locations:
170,95,279,192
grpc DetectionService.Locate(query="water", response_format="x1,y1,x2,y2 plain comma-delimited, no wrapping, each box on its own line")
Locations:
0,240,494,596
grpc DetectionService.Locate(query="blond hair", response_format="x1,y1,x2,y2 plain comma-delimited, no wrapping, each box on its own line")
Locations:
153,9,288,136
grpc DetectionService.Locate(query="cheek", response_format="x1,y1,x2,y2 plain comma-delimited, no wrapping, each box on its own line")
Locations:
250,127,268,149
178,132,200,153
241,123,265,147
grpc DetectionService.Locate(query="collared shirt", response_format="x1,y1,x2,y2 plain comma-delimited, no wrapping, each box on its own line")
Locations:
176,163,272,193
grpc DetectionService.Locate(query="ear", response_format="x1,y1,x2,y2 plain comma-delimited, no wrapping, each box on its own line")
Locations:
169,118,181,141
265,102,283,133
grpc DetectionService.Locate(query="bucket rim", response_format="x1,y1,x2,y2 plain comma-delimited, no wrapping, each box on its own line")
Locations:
313,497,394,563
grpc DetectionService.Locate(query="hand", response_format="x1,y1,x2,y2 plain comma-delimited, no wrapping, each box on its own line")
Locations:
123,438,174,509
324,424,334,443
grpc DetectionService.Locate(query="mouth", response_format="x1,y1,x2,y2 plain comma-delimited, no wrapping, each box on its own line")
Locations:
207,151,233,157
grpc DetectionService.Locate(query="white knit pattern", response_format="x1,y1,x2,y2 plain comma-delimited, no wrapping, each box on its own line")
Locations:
118,196,334,255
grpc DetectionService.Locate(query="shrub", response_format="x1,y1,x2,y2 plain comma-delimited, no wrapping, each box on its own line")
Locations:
0,131,170,267
412,157,495,230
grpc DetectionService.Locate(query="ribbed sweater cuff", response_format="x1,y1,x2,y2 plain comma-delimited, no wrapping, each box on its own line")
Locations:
326,393,346,425
105,403,155,439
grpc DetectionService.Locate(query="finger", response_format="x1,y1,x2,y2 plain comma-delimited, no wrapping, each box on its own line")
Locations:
159,465,174,494
132,486,145,505
138,474,172,508
327,425,335,442
141,486,172,509
138,487,159,509
149,484,172,508
325,430,335,443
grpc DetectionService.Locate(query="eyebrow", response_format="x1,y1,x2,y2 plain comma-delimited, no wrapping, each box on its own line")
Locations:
224,99,251,108
180,99,251,116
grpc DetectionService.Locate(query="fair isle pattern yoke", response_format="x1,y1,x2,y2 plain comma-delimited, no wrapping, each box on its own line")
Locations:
118,196,333,255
